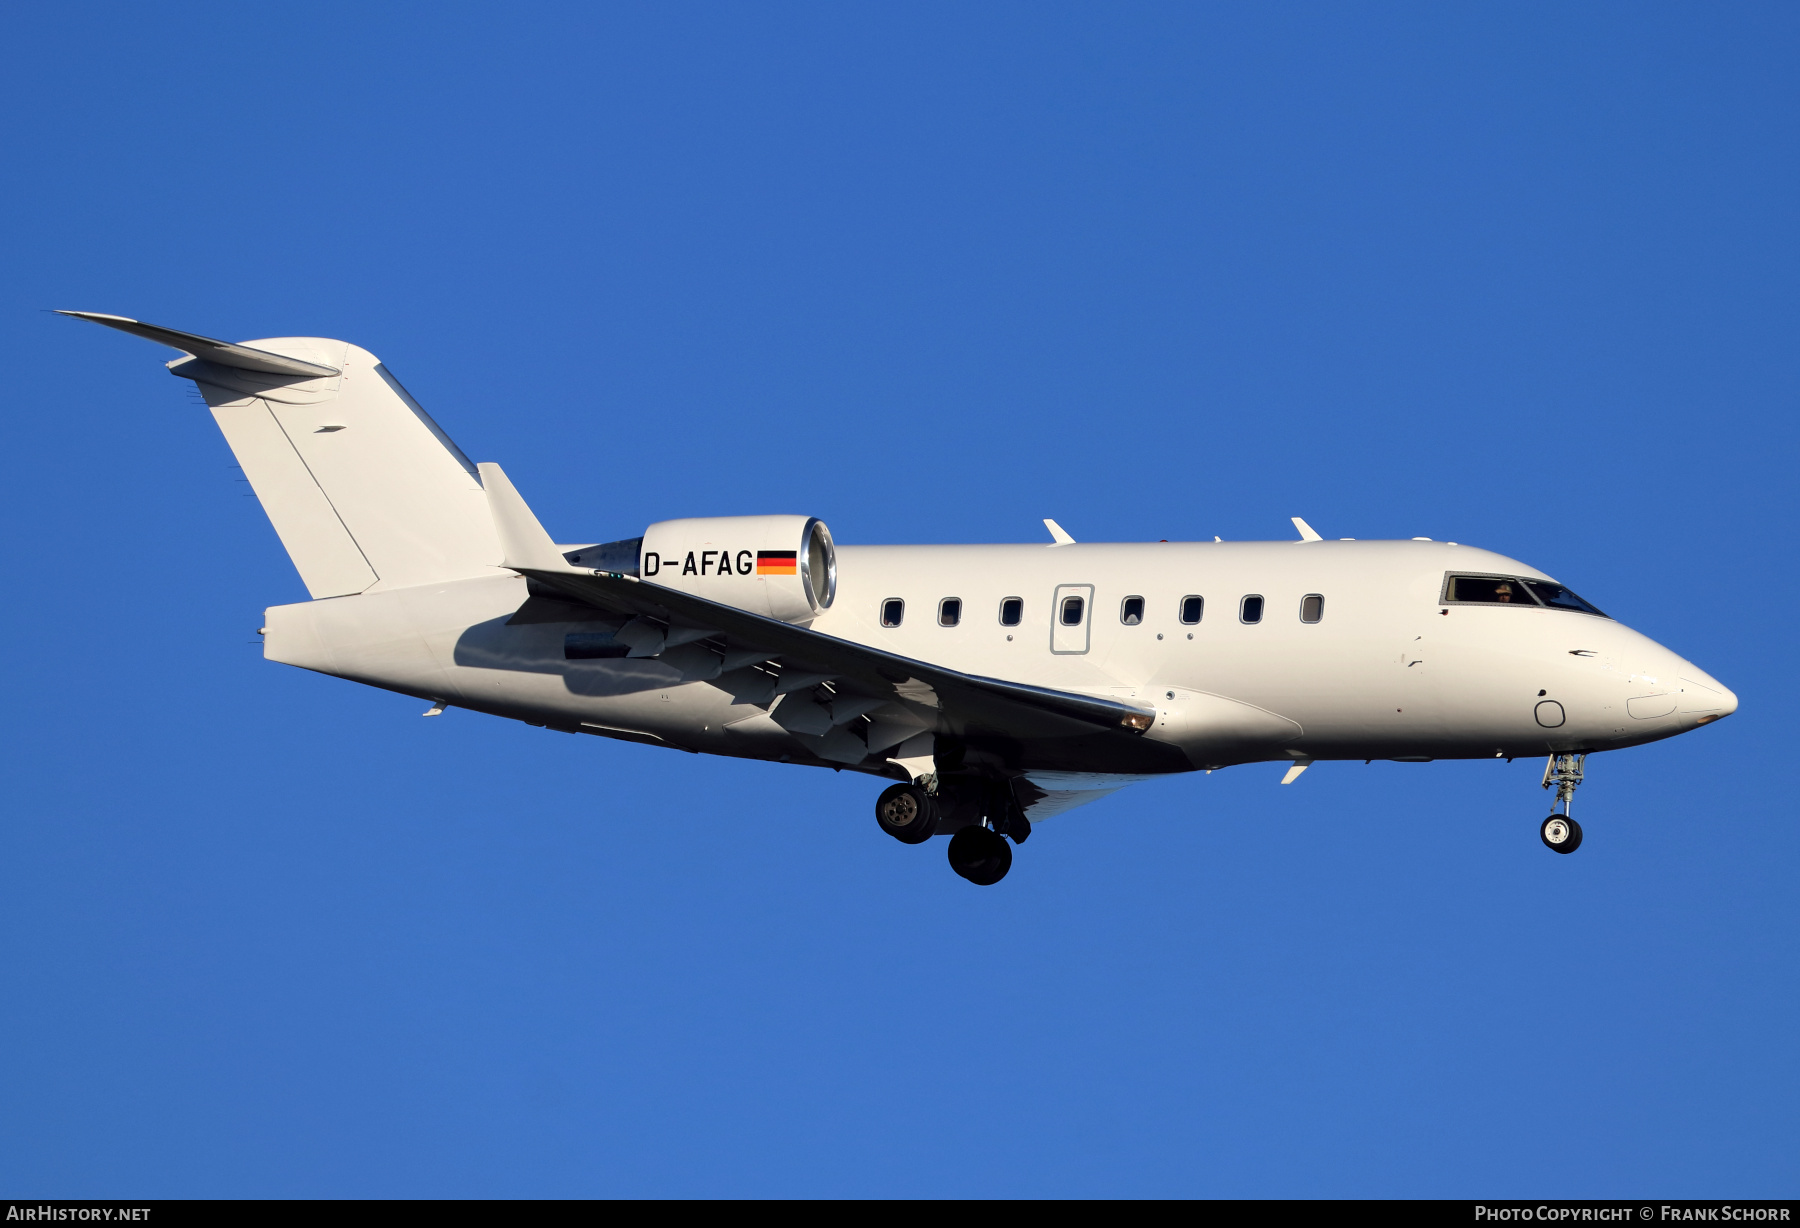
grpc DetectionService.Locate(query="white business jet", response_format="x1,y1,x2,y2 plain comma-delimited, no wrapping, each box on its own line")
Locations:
63,311,1738,884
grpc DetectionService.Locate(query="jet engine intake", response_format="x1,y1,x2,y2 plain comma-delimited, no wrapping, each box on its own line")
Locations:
638,515,836,624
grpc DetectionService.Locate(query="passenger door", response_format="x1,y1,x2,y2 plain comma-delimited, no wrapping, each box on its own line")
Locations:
1051,584,1094,654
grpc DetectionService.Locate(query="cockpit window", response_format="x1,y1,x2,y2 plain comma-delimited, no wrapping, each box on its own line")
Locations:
1521,579,1608,617
1443,574,1610,618
1446,575,1531,604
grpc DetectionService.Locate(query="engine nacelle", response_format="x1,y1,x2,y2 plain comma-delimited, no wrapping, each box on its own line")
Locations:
636,515,836,624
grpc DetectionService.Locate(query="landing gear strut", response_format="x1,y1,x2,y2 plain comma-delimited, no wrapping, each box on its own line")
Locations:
1540,753,1586,854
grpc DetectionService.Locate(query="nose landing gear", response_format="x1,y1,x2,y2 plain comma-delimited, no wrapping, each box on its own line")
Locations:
1540,753,1587,854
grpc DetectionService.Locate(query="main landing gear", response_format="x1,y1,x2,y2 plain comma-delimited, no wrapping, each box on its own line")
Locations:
947,826,1011,885
1540,753,1587,854
874,778,1030,885
875,782,938,845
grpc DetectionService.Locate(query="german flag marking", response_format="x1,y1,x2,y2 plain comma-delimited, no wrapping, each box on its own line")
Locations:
756,550,798,576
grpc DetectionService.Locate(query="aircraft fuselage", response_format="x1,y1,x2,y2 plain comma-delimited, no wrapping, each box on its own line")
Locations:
264,537,1733,774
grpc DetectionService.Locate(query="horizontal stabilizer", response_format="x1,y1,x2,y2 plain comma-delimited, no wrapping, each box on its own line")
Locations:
56,310,339,377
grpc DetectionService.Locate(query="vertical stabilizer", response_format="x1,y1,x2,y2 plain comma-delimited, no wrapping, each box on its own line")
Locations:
63,313,502,597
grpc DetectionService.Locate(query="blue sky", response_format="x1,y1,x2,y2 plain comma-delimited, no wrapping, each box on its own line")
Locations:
2,2,1795,1197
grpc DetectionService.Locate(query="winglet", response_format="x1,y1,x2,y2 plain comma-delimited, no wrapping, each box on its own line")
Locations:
55,310,340,377
1044,518,1076,546
1291,517,1323,542
479,462,576,572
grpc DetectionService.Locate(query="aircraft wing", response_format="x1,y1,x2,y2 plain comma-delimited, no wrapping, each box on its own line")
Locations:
479,464,1181,774
522,564,1181,767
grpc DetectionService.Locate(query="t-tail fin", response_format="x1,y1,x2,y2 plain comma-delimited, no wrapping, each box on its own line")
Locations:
62,311,501,597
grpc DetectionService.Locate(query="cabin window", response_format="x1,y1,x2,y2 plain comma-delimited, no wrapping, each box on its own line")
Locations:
881,598,905,628
1300,594,1324,623
1060,595,1086,626
1120,595,1145,625
999,597,1023,626
1179,595,1203,624
939,598,962,627
565,631,629,660
1445,575,1533,604
1520,580,1608,618
1240,595,1264,624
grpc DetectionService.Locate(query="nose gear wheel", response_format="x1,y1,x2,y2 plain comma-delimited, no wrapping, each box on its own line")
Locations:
1541,814,1583,853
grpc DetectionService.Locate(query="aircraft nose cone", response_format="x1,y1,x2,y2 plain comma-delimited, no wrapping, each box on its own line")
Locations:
1682,668,1737,726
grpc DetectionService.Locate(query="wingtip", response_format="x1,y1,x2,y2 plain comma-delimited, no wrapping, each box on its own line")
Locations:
54,309,131,322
